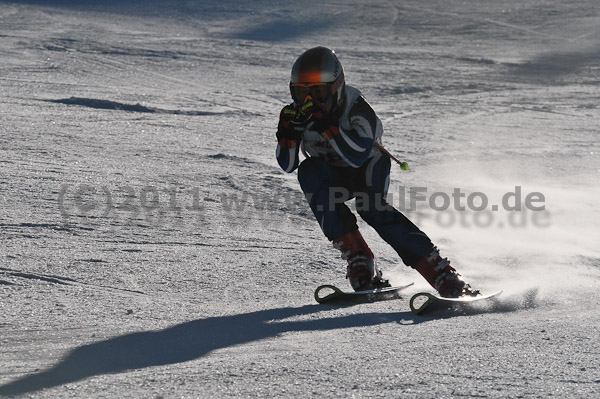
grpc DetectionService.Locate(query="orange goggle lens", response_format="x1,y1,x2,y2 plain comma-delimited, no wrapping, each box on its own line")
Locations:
291,83,331,103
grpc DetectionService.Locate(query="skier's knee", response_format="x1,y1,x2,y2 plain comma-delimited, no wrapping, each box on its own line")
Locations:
356,208,378,226
356,194,389,222
298,157,328,187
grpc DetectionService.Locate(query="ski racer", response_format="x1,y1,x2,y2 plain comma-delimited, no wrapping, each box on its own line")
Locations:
275,46,475,297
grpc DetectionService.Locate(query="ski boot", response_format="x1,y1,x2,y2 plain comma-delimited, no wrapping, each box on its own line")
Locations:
333,229,390,291
415,247,478,298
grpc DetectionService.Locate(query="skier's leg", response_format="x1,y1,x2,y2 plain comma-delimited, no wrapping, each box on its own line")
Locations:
298,157,388,291
356,154,474,297
297,157,357,241
355,153,433,266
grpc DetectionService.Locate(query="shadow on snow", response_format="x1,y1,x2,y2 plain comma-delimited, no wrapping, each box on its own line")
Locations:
0,305,420,396
233,18,332,42
0,290,540,396
508,44,600,81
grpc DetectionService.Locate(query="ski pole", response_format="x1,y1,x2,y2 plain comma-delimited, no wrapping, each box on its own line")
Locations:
374,142,409,170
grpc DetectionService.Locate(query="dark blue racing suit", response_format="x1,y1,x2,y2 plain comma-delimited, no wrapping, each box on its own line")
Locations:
276,85,434,267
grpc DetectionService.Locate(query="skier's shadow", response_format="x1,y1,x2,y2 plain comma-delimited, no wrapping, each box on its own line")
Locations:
0,305,423,397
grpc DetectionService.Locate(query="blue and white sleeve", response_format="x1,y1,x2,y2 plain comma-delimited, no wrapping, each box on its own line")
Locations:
276,141,300,173
330,97,377,168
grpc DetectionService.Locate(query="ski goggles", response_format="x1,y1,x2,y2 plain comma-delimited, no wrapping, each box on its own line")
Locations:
290,82,332,104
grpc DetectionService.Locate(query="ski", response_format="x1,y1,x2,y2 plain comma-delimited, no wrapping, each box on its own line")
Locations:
409,291,503,315
314,282,414,304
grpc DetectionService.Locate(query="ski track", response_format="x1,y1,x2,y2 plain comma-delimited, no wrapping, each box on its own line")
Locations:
1,0,599,398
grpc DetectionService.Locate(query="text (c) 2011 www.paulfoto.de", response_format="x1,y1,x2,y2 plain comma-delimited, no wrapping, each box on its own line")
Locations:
57,184,551,229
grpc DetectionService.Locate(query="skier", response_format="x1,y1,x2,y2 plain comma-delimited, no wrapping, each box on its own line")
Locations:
275,46,475,297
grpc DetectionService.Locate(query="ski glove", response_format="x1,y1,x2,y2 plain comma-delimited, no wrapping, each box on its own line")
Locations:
297,99,340,140
276,105,303,148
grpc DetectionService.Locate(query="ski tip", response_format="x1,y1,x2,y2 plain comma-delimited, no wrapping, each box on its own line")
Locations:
314,282,415,304
314,285,344,304
409,290,504,315
409,292,436,315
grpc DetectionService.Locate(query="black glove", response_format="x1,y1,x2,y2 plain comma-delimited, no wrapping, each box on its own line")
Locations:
297,98,340,140
276,105,303,147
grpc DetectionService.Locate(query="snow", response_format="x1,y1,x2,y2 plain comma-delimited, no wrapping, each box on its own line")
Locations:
0,0,599,397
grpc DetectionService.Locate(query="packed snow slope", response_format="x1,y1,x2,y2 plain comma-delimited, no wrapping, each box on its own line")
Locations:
0,0,599,398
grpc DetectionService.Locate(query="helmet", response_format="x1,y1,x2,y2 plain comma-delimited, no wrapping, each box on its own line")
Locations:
290,46,346,113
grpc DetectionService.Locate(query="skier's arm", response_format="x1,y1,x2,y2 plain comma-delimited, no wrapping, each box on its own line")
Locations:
276,141,300,173
275,105,302,173
319,97,377,168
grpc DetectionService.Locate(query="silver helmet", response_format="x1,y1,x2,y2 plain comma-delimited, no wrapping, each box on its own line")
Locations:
289,46,346,113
